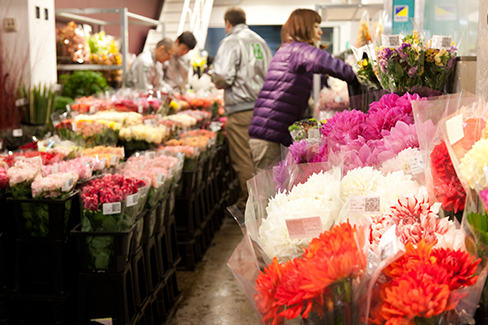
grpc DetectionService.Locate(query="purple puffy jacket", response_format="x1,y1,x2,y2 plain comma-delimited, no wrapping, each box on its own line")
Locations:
248,41,356,146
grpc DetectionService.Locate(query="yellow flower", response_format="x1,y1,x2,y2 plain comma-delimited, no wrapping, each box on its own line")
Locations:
434,49,447,66
169,101,178,110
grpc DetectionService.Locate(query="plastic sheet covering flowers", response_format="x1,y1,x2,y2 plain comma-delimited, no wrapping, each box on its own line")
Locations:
7,160,42,198
352,44,381,90
254,222,366,325
376,31,425,92
364,239,483,325
42,157,95,181
423,37,457,92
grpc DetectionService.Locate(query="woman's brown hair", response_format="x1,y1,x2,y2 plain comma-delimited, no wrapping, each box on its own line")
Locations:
281,9,322,46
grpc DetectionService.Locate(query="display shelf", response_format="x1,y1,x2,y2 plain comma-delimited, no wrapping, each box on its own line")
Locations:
55,8,165,86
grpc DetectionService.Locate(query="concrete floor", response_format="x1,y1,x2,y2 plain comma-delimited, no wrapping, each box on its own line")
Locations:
167,217,262,325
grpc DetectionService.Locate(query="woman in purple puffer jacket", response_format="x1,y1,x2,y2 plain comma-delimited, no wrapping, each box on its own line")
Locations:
248,8,358,173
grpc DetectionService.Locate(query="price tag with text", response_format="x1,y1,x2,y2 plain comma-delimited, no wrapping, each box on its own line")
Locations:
62,177,74,192
139,186,148,198
350,196,381,214
13,129,23,137
144,119,157,127
145,150,156,161
110,155,120,166
103,202,122,215
14,156,26,161
126,193,139,207
285,216,323,239
157,173,166,185
432,35,452,50
308,128,320,141
381,34,401,48
89,106,97,114
409,155,424,175
138,105,144,114
51,165,59,174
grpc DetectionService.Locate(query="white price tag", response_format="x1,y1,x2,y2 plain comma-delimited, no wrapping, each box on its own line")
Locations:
308,128,320,141
66,104,71,112
446,114,464,145
62,177,74,192
144,119,157,127
13,129,23,137
139,186,148,198
15,98,27,107
138,105,143,114
72,122,77,132
99,158,107,168
103,202,122,215
285,216,323,239
169,168,175,178
126,193,139,207
350,196,381,214
171,124,176,132
381,34,401,48
409,155,424,175
145,150,156,161
14,156,26,161
432,35,452,50
157,173,166,185
121,146,125,158
334,96,343,103
378,225,398,261
51,165,59,174
194,147,200,155
110,155,120,166
89,106,97,114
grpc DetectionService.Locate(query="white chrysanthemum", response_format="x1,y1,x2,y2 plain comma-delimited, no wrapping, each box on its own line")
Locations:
258,170,343,263
375,170,420,211
340,166,382,201
380,147,421,175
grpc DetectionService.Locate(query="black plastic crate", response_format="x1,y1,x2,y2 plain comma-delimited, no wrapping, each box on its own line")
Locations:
156,230,170,280
11,292,76,325
8,190,80,239
166,216,180,268
143,235,163,295
174,194,200,240
177,231,203,271
0,298,11,324
0,193,16,296
137,296,154,325
14,238,78,297
175,169,197,198
149,285,165,325
71,223,136,273
131,247,148,309
78,265,137,325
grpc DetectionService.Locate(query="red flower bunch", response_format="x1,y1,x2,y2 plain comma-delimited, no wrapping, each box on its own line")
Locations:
1,152,63,168
81,174,146,211
430,141,466,212
370,240,480,325
19,141,38,152
0,167,8,194
254,222,366,325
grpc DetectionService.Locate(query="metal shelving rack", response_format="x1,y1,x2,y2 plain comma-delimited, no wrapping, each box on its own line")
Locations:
55,8,165,85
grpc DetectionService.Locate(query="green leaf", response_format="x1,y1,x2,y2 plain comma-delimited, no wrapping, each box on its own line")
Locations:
94,251,111,269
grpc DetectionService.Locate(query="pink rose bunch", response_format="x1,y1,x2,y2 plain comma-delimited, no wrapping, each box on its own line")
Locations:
158,145,195,158
42,157,95,180
7,160,42,186
147,155,178,170
81,174,146,211
31,172,79,199
0,167,8,194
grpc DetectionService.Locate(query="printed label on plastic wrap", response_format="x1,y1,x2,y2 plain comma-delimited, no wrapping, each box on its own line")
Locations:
14,156,26,161
367,250,380,274
110,155,120,166
51,165,59,174
126,193,139,207
72,122,77,132
350,196,381,214
144,119,157,127
99,158,107,169
409,155,424,175
157,173,166,185
62,177,74,192
382,34,401,48
446,114,464,145
89,106,97,114
169,168,175,179
308,128,320,141
121,146,125,158
139,186,148,198
15,98,27,107
378,225,398,261
13,129,23,137
138,105,143,114
103,202,122,215
285,216,323,239
145,150,156,161
432,35,452,50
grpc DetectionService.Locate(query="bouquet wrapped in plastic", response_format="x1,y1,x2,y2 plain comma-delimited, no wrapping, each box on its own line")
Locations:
288,119,323,142
423,36,457,92
352,44,381,90
356,11,372,48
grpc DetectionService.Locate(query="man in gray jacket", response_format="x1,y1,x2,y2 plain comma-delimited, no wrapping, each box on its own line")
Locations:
212,6,272,211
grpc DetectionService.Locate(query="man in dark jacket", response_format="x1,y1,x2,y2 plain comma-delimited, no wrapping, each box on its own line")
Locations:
211,7,272,211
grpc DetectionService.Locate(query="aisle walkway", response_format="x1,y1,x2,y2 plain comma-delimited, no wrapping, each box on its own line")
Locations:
167,217,262,325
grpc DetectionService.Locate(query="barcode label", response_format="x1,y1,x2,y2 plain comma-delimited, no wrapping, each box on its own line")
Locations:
62,177,74,192
110,155,120,166
103,202,122,215
157,173,166,185
139,186,148,198
382,34,401,48
169,168,175,178
409,155,424,175
144,119,157,127
285,216,323,239
138,105,143,114
72,122,77,132
432,35,452,49
13,129,23,137
15,98,27,107
446,114,464,145
126,193,139,207
145,150,156,160
51,165,59,174
350,196,381,214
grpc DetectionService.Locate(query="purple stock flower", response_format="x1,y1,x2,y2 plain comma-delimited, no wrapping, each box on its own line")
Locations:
408,66,418,77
